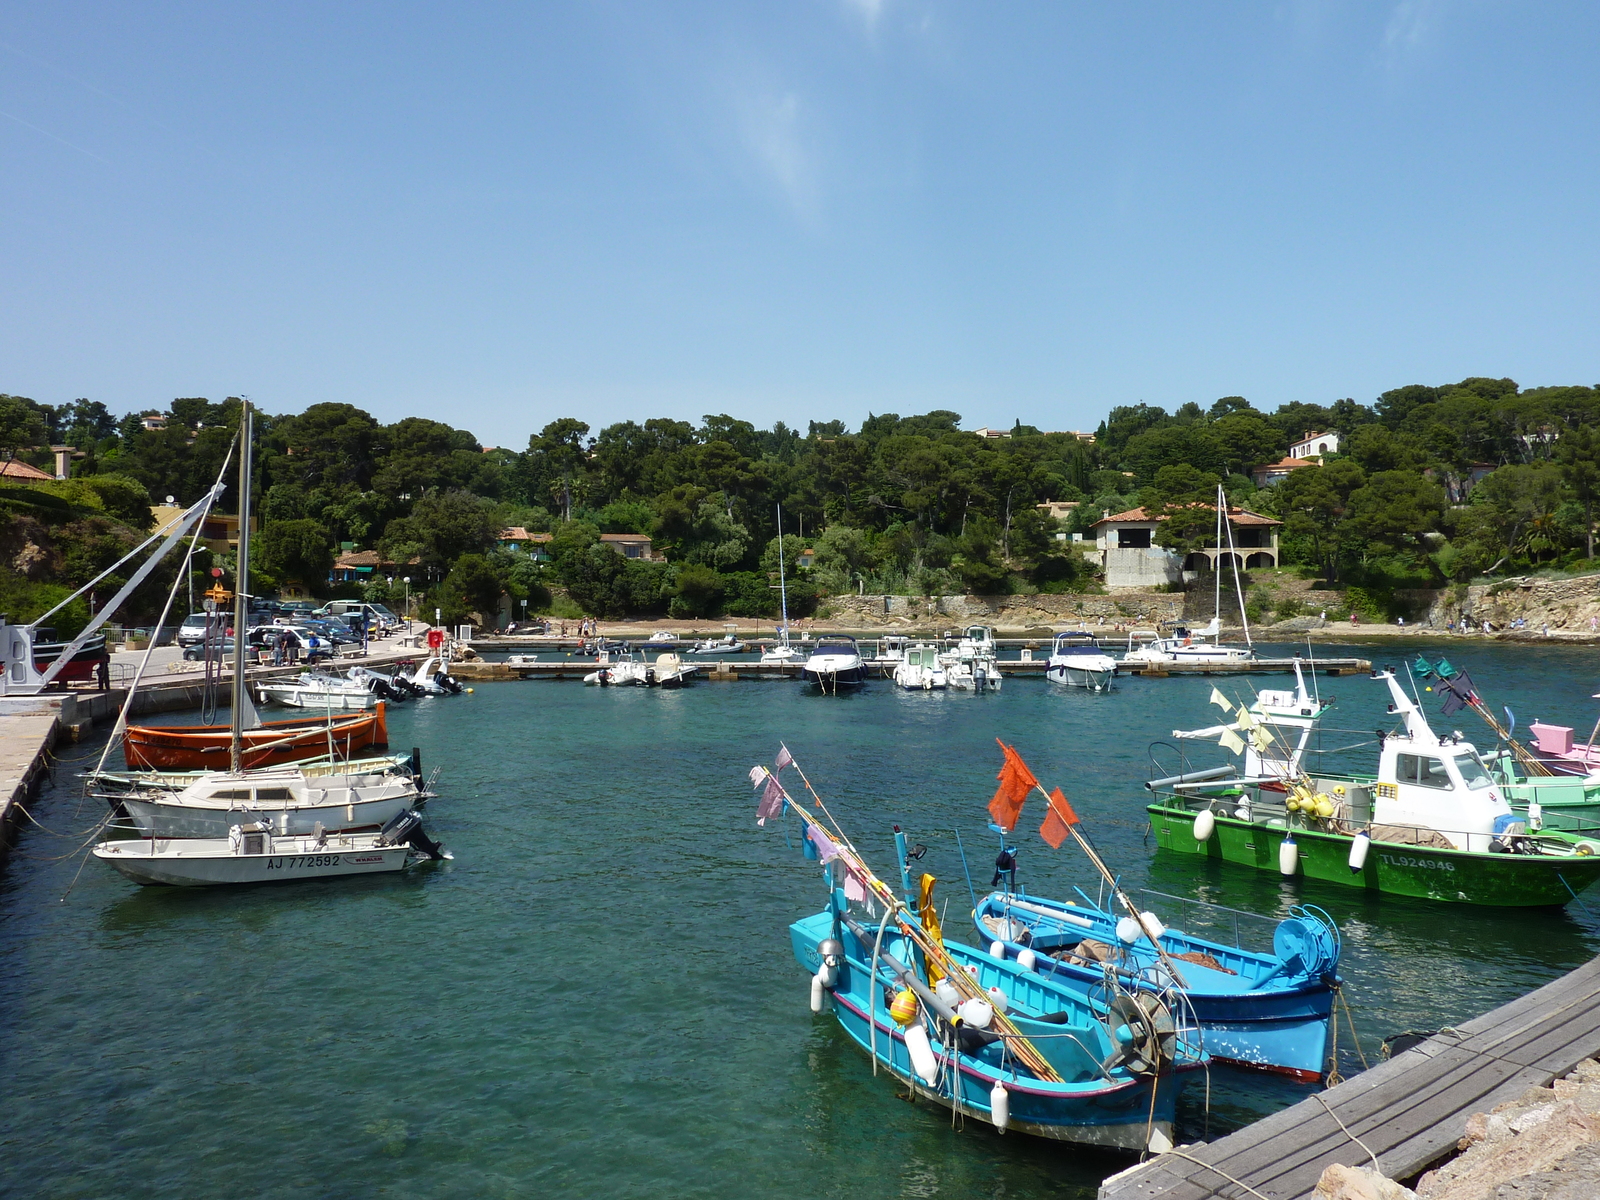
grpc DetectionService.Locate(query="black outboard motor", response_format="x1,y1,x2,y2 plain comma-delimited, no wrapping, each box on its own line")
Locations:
375,809,448,860
437,672,463,695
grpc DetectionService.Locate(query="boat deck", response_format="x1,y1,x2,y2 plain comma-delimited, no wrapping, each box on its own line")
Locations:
1098,952,1600,1200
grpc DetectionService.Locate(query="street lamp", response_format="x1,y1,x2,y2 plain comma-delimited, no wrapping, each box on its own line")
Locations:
403,577,411,629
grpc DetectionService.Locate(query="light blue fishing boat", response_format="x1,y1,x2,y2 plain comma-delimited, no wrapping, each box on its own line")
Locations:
974,882,1340,1082
789,829,1208,1153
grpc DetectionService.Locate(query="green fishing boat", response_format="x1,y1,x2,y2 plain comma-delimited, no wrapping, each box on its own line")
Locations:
1148,670,1600,907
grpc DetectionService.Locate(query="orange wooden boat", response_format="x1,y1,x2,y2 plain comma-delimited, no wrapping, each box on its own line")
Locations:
122,702,389,770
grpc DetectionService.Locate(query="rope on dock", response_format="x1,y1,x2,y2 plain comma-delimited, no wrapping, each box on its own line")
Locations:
1312,1092,1381,1173
1162,1148,1273,1200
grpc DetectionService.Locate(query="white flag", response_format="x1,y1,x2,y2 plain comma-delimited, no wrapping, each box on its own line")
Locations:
1209,687,1231,712
1218,728,1246,755
749,765,766,789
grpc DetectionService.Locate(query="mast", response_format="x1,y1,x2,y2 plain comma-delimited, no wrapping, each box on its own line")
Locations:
229,400,253,775
775,503,790,647
1212,484,1223,632
1223,483,1252,649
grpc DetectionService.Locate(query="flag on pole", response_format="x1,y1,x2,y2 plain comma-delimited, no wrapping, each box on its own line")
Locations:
1413,656,1434,679
1249,727,1272,753
844,872,867,902
1219,728,1246,754
1039,787,1079,849
807,824,841,862
988,740,1040,831
775,745,794,772
1209,687,1231,711
756,774,785,824
749,765,766,788
1235,709,1256,731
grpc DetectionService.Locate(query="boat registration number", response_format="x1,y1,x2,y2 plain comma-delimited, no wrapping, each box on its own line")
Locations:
266,854,347,870
1378,853,1456,871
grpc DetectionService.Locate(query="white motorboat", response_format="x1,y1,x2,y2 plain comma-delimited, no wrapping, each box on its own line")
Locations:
870,635,909,672
650,652,698,688
92,809,448,887
1046,633,1118,691
940,625,1002,692
405,655,465,695
892,642,947,690
645,630,679,645
108,760,428,838
801,636,868,692
688,634,746,656
583,648,651,686
256,671,379,711
1121,618,1254,665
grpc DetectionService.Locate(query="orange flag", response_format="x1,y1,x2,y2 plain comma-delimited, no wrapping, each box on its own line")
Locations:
987,740,1040,831
1039,787,1080,849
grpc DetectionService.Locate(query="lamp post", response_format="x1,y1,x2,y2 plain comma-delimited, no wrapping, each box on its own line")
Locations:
403,577,411,629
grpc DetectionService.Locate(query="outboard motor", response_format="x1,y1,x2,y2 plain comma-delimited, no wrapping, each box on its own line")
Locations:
437,673,463,695
375,809,449,860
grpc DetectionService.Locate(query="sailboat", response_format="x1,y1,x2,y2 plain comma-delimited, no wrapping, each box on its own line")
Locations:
1124,485,1255,665
91,401,437,860
761,503,803,665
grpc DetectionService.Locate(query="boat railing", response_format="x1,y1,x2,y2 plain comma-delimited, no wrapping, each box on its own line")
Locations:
1129,887,1282,952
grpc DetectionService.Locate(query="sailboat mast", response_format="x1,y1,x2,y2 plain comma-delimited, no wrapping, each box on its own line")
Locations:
775,503,789,645
1223,482,1253,648
1213,486,1222,630
229,400,253,775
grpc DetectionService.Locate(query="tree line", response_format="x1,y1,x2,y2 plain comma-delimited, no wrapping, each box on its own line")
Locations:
1,374,1597,631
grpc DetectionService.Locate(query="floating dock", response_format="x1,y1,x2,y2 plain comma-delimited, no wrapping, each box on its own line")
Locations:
1099,953,1600,1200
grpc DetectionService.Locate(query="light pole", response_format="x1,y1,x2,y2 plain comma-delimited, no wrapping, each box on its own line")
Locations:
403,577,411,629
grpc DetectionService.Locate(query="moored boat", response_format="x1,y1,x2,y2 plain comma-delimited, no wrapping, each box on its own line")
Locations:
892,642,947,690
1045,633,1117,691
122,704,389,770
800,636,867,691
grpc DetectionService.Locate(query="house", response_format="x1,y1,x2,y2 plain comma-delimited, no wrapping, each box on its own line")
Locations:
1289,431,1340,460
971,427,1012,440
1091,505,1282,589
1036,500,1080,522
1250,456,1317,488
797,547,817,570
599,533,660,561
139,413,169,432
0,458,54,482
499,527,553,560
330,548,422,584
149,506,255,553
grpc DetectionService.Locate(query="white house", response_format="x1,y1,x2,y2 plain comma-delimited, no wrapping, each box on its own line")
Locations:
1290,431,1340,459
1092,505,1282,589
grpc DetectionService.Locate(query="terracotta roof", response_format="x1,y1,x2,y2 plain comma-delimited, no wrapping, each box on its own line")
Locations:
500,527,552,543
334,549,383,568
1093,504,1281,528
0,458,53,481
1254,457,1317,472
599,532,650,542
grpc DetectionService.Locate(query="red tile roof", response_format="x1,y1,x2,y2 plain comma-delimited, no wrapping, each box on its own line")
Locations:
0,458,53,481
1093,504,1280,527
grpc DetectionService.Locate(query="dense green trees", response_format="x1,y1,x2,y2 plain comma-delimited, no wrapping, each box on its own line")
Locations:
1,372,1598,626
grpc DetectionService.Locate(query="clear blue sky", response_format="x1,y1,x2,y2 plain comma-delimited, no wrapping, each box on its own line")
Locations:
2,2,1596,444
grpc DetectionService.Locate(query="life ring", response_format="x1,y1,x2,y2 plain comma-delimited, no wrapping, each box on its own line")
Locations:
1183,636,1192,647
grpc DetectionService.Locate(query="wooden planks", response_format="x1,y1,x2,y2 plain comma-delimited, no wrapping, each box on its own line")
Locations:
1100,953,1600,1200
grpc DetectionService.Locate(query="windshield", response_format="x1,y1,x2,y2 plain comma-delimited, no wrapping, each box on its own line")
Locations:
1456,752,1494,790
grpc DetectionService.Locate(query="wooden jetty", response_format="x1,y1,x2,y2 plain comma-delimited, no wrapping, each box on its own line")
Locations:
1099,953,1600,1200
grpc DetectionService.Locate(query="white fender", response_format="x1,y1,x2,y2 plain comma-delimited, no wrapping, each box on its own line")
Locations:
990,1081,1010,1132
1016,947,1037,972
1279,833,1300,877
1194,808,1216,843
1348,830,1371,873
989,939,1006,959
810,971,826,1013
817,961,838,989
904,1022,939,1084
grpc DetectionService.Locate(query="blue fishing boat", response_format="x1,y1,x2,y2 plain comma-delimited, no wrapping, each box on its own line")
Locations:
974,886,1339,1082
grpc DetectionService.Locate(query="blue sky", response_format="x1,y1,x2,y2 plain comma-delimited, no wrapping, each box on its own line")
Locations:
2,2,1596,444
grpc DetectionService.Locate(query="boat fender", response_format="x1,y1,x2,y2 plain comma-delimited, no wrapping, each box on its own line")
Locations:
957,998,994,1029
1279,833,1300,876
890,989,919,1025
1016,947,1038,972
989,939,1006,960
816,939,843,989
904,1023,939,1085
810,972,826,1013
986,986,1009,1014
1348,831,1371,873
1193,808,1216,843
989,1082,1010,1133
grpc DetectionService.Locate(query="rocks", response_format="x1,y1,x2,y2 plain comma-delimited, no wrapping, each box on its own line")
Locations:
1315,1163,1417,1199
1417,1056,1600,1200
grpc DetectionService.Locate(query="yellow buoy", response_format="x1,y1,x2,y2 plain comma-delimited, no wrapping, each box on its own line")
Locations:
890,989,919,1026
466,687,475,693
1314,798,1336,819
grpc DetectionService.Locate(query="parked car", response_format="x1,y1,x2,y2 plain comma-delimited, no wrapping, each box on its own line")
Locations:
176,614,213,647
248,625,331,661
182,636,235,661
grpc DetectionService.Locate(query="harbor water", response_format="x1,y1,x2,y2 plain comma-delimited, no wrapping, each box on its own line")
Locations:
3,639,1598,1198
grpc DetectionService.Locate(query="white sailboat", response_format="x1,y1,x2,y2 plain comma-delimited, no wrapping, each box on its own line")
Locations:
761,503,804,664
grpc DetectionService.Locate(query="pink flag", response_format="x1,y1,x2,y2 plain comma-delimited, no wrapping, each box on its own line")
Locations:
844,873,867,902
807,824,840,863
775,745,794,772
748,765,766,789
756,774,785,824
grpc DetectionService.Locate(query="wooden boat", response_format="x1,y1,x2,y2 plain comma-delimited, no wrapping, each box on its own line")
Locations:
975,888,1339,1081
1146,671,1600,906
122,701,388,769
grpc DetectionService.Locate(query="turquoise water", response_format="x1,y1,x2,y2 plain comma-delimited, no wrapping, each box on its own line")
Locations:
3,640,1599,1198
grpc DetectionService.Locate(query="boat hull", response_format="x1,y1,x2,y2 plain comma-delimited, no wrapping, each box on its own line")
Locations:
122,705,388,770
801,665,868,688
94,839,410,886
119,792,414,839
1148,802,1600,906
255,687,377,711
788,914,1192,1150
1047,662,1116,691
